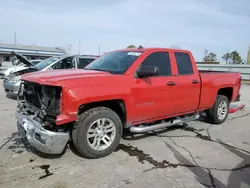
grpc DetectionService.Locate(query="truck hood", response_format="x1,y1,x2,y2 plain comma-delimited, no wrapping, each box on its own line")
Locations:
11,51,38,70
21,69,111,86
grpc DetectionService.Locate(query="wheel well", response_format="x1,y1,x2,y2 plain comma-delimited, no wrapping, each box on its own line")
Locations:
78,100,126,126
217,87,233,102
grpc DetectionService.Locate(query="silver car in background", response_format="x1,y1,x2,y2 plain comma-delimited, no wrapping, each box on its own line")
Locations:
3,52,98,96
1,59,42,79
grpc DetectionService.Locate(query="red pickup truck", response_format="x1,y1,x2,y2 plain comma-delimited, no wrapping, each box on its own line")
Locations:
16,47,241,158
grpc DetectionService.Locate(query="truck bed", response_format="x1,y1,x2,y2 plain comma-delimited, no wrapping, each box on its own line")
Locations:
199,70,238,74
198,71,241,109
199,70,240,85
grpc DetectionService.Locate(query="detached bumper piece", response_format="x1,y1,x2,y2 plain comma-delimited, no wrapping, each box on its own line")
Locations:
229,103,245,113
15,110,69,154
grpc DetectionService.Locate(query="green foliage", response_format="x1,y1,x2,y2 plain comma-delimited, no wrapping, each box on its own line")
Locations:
221,53,231,64
222,51,243,64
127,45,137,48
230,51,243,64
203,52,217,62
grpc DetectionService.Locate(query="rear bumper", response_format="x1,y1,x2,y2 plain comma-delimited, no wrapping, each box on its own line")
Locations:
15,109,69,154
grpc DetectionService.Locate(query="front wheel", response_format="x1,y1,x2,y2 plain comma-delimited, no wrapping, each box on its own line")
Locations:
72,107,123,158
206,95,229,124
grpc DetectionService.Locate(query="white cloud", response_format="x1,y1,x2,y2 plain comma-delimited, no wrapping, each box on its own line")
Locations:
0,0,249,61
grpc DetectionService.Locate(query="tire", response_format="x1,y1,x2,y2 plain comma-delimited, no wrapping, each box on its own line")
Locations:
206,95,229,124
72,107,123,158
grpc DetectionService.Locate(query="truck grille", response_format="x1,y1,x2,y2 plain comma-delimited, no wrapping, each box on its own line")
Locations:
23,81,42,109
22,81,62,118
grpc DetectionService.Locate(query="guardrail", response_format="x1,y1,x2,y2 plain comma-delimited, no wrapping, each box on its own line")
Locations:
197,64,250,80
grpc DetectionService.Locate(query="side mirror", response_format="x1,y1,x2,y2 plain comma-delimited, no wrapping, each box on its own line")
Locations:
136,66,158,78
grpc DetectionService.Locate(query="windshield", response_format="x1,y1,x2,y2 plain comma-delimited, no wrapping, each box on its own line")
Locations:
35,56,61,70
84,51,142,74
14,60,40,67
30,60,42,65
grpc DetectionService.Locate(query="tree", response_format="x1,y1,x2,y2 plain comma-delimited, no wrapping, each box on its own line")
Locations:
127,45,137,48
203,52,217,62
204,49,208,57
229,51,242,64
222,53,231,64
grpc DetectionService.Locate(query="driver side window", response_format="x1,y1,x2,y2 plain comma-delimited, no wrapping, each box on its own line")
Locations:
52,57,74,70
139,52,172,76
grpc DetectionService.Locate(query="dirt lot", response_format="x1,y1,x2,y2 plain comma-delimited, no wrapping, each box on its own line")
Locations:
0,80,250,188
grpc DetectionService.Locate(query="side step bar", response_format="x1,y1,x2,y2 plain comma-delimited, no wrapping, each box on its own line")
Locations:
130,114,200,133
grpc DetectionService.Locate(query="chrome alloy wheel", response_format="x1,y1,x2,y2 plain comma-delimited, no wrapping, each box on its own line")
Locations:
87,118,116,151
217,100,228,120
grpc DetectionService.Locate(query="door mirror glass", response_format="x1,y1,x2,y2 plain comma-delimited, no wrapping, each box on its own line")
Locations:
136,66,159,78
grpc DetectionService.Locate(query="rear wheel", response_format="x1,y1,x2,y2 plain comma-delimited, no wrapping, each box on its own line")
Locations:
72,107,123,158
206,95,229,124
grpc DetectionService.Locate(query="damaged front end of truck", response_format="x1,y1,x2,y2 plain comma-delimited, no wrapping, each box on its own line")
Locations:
16,81,69,154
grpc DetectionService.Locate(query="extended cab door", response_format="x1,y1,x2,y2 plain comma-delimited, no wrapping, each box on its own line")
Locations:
76,57,96,69
173,52,200,113
131,51,178,123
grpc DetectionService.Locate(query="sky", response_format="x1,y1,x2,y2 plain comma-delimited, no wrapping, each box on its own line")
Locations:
0,0,250,61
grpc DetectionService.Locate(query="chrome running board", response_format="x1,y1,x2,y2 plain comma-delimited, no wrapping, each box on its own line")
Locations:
130,114,200,133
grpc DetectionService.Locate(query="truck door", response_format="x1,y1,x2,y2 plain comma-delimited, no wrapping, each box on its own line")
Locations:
131,51,178,123
174,52,200,113
77,57,96,69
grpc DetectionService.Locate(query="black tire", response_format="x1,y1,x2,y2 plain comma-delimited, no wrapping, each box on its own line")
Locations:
206,95,229,124
72,107,123,158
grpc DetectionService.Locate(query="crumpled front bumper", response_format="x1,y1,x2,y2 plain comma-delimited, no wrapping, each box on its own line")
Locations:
15,109,69,154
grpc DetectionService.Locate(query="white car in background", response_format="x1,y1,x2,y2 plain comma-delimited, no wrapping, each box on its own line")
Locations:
4,59,42,78
3,51,98,96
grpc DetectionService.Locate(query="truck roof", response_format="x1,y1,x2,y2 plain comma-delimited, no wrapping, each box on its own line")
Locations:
117,47,191,54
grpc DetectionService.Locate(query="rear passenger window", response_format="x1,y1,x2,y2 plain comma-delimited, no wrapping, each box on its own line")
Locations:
78,58,95,69
140,52,171,76
175,52,193,75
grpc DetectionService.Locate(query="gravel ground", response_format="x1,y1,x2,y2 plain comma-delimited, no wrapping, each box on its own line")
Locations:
0,80,250,188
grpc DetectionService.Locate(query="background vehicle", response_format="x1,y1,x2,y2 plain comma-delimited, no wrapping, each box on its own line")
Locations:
16,47,241,159
0,68,8,79
3,59,42,78
0,59,42,79
3,52,98,96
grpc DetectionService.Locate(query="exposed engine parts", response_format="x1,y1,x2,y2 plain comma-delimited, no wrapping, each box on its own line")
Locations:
18,81,62,125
